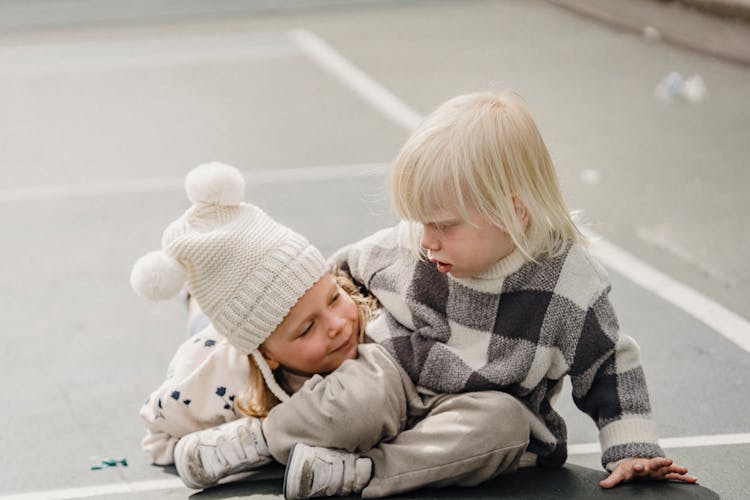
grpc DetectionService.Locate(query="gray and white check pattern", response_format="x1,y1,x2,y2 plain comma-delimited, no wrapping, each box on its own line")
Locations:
333,222,665,469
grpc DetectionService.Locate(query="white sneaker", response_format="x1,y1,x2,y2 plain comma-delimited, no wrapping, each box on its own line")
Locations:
174,417,273,489
283,443,372,499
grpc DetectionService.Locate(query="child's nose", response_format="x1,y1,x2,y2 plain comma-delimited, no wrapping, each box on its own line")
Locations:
420,226,440,250
325,314,345,338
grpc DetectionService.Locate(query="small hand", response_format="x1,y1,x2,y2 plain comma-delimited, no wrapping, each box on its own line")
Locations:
599,456,698,489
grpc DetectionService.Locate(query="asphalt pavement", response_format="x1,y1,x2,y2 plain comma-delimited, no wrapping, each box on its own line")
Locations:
0,1,748,499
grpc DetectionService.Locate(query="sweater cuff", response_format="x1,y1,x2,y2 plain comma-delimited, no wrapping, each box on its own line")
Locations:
599,417,665,470
142,431,177,465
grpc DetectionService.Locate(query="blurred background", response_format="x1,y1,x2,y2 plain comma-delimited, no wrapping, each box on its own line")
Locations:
0,1,748,499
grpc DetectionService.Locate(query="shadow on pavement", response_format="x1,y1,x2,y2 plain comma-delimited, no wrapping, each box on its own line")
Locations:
186,463,718,499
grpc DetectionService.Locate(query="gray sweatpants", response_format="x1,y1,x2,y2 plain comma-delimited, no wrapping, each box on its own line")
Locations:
263,344,530,498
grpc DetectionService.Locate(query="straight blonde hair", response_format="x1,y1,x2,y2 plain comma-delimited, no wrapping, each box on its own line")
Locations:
236,268,378,418
391,91,583,261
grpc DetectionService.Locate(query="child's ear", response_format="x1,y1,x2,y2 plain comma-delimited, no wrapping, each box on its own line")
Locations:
258,346,280,370
512,196,529,227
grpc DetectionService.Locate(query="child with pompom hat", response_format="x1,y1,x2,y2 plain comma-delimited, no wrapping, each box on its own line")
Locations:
133,162,377,487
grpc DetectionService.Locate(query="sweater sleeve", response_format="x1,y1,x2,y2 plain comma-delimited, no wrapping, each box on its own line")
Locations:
568,289,665,469
139,326,250,465
329,222,410,287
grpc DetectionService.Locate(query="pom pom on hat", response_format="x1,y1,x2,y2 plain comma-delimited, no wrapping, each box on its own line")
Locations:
130,250,187,301
185,162,245,206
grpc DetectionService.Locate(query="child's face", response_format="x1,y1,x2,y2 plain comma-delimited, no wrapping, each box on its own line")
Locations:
259,273,360,375
420,207,517,278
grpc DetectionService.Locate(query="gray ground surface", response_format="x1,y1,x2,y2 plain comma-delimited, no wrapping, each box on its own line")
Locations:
1,1,748,499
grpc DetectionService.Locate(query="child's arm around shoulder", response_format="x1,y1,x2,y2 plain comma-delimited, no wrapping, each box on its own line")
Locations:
328,221,411,286
140,326,249,464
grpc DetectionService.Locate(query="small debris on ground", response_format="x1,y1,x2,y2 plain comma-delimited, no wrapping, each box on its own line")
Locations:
643,25,661,43
90,458,128,470
655,72,707,102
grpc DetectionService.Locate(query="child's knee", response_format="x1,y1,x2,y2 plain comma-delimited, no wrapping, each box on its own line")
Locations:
467,391,530,447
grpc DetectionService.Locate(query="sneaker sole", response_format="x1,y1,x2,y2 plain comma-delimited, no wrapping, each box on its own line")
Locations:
282,443,298,499
174,437,205,490
283,443,316,499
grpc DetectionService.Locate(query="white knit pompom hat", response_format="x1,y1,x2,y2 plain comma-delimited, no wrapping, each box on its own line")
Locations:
130,162,327,401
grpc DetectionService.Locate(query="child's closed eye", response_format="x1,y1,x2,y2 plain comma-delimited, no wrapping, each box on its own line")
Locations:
298,321,314,337
429,220,458,232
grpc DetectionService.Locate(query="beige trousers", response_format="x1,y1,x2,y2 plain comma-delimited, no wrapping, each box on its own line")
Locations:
263,344,530,498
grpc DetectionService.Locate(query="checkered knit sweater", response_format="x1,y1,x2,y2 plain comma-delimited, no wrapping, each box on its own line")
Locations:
333,222,665,469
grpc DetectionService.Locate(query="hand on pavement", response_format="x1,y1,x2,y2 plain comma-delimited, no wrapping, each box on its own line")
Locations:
599,456,697,489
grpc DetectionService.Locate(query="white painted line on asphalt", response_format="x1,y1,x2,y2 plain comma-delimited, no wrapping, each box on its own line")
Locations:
0,478,183,500
587,233,750,354
4,432,747,499
0,162,390,203
0,32,297,75
289,29,750,351
661,432,750,448
635,225,735,287
287,29,423,131
568,432,750,455
567,442,603,455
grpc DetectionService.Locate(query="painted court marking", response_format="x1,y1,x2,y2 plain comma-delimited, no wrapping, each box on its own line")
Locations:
567,432,750,455
288,29,423,131
0,479,184,500
587,234,750,354
0,162,390,203
0,32,297,76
